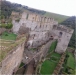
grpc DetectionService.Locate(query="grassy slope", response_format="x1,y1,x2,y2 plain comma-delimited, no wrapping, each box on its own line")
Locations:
17,7,70,23
44,12,69,23
40,60,57,74
67,52,75,69
1,32,17,40
48,40,57,53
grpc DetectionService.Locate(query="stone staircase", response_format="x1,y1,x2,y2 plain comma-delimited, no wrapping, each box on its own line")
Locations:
53,53,66,75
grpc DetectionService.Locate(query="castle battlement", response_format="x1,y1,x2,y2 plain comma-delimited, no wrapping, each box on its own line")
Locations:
21,12,57,23
53,25,73,34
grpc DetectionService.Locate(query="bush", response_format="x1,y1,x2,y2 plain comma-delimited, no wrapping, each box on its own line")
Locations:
0,23,13,29
5,23,13,29
5,34,8,36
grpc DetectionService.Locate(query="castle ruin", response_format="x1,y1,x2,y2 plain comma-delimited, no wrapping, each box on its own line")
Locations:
12,11,73,54
0,11,74,75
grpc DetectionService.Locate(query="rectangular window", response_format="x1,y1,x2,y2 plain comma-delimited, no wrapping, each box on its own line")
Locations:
26,14,29,19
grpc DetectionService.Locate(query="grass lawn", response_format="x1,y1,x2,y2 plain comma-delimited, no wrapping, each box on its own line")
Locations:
40,40,61,74
62,51,75,74
40,60,58,74
40,52,61,74
1,32,17,40
48,40,57,53
67,52,75,69
51,52,61,58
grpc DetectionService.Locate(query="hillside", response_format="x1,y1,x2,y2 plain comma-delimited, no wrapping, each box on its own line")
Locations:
60,16,76,48
1,0,69,23
44,12,69,23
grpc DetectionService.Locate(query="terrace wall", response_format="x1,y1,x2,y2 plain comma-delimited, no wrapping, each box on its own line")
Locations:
0,42,25,75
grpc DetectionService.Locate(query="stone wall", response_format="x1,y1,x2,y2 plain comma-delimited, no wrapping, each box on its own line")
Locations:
10,11,21,20
27,31,52,48
12,12,58,34
52,25,74,54
0,42,25,75
12,11,73,54
23,39,54,64
12,20,21,34
12,12,58,48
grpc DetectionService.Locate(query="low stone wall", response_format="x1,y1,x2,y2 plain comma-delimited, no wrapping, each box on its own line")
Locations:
0,42,25,75
23,39,55,64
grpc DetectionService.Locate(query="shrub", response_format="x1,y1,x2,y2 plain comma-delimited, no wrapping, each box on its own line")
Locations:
5,23,13,29
0,23,13,29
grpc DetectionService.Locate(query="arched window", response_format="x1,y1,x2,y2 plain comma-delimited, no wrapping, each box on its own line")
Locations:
40,24,41,28
26,14,29,19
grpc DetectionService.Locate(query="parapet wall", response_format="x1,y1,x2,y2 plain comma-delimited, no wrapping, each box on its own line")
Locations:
0,42,25,75
53,25,74,34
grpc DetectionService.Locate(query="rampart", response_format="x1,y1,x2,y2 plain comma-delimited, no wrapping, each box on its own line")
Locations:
0,40,25,75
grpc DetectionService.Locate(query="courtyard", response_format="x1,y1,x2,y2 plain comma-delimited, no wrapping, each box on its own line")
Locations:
40,40,61,74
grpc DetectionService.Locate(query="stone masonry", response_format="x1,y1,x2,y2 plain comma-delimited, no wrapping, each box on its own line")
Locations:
12,11,74,54
0,42,25,75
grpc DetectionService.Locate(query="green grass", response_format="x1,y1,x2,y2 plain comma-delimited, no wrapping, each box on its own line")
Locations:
1,32,17,40
48,40,57,53
44,12,69,23
51,52,61,58
40,59,58,74
40,40,61,74
63,51,75,74
67,52,75,69
19,62,25,68
30,48,36,51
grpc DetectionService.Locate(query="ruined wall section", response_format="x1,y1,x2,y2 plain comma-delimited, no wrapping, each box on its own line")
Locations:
12,12,58,48
52,25,74,54
0,42,25,75
12,20,21,34
12,12,58,33
27,31,53,48
10,11,21,20
23,40,54,64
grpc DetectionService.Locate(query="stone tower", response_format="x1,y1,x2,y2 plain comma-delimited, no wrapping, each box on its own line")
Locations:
52,25,74,54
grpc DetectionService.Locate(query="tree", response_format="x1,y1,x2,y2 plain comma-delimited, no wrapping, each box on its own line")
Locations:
1,15,5,19
5,23,13,29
